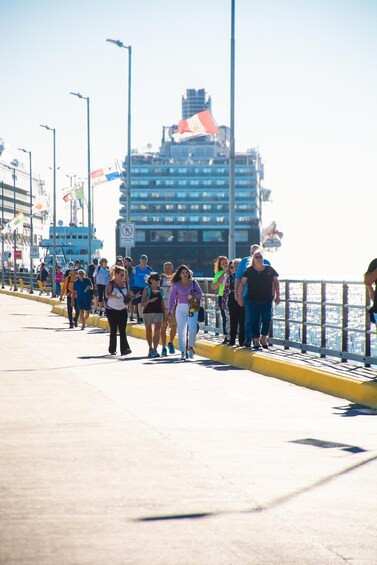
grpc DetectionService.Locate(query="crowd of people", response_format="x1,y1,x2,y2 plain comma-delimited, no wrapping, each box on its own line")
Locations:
51,244,282,360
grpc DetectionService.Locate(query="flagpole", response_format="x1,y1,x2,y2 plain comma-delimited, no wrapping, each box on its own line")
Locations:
106,38,132,258
1,180,5,289
228,0,236,260
12,167,17,291
69,92,92,267
19,148,34,293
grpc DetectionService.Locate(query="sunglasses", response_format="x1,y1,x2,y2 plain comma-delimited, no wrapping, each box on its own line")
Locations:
254,255,263,259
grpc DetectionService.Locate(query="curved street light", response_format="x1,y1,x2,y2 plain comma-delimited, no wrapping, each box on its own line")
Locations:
106,38,132,256
40,124,57,297
69,92,92,266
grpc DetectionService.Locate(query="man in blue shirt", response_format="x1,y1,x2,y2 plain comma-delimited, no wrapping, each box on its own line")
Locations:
235,244,271,347
72,269,93,330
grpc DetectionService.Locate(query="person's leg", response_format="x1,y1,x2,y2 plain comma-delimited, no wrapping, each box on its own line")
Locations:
218,295,227,335
153,321,162,350
79,308,85,328
243,298,252,345
160,319,167,348
169,323,177,345
98,285,105,315
106,309,117,354
175,304,188,353
248,301,261,346
67,296,74,327
260,301,273,345
118,310,130,354
228,294,238,345
82,308,90,329
73,302,79,326
237,303,245,346
145,323,153,353
187,311,199,348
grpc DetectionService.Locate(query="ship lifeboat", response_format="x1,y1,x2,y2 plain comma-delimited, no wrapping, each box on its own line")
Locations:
261,221,283,252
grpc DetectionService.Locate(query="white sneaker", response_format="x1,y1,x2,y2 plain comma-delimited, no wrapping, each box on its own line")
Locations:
180,351,186,361
188,347,194,359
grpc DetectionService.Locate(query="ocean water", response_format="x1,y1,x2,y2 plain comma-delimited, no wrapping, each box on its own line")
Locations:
200,279,377,363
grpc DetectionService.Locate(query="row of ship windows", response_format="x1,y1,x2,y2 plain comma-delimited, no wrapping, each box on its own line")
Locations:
129,180,256,187
129,216,254,224
126,190,256,200
130,167,255,175
130,204,256,212
133,229,250,243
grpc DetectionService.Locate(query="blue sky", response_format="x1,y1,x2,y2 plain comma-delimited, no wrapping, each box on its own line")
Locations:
1,0,377,278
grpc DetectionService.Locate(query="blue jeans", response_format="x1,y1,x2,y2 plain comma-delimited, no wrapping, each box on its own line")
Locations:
247,300,273,338
218,295,227,334
244,297,251,341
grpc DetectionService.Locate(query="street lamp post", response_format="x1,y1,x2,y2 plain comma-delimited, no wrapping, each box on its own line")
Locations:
228,0,236,260
1,180,5,289
12,167,17,291
69,92,92,267
18,148,34,293
40,124,57,297
106,38,132,257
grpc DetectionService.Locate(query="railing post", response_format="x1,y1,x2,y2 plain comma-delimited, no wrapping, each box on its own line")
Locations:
204,279,209,333
284,280,290,349
341,283,348,362
320,281,326,357
302,281,307,350
365,286,371,368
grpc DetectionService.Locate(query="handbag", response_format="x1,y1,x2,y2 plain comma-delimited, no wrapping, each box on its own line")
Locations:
198,306,205,323
115,282,132,305
188,281,201,312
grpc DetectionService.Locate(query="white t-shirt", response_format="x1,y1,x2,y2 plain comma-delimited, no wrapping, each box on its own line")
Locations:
106,285,127,311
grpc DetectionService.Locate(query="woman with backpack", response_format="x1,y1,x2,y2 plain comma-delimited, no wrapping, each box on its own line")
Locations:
141,272,165,358
105,266,132,356
94,258,110,317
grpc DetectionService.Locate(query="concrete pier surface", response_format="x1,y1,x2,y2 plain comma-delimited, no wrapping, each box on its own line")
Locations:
0,293,376,565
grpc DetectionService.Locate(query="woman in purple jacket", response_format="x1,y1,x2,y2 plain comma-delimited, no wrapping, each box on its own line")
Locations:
168,265,203,361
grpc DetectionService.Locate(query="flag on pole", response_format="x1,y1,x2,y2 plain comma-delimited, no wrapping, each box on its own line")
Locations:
90,165,121,186
32,200,48,213
173,110,219,143
74,186,85,200
1,211,26,233
63,191,73,203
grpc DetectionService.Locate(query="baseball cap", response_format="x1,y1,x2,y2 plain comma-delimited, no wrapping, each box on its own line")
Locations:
93,258,98,264
140,254,148,261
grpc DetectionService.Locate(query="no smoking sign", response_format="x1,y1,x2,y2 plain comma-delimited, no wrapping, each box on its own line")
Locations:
119,222,135,247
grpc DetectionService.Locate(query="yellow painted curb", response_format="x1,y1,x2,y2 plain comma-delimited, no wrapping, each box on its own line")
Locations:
3,289,377,409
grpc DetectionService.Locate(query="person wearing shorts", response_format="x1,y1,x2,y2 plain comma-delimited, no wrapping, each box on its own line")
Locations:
72,269,93,330
94,258,110,316
131,254,153,322
141,272,165,358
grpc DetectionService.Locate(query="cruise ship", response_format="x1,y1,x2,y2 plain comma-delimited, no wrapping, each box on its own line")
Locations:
116,89,273,276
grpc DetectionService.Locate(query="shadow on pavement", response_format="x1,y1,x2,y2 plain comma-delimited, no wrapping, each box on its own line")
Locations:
332,403,377,417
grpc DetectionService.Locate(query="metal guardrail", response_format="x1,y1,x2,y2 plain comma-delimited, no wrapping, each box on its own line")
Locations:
196,278,377,368
1,270,376,367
